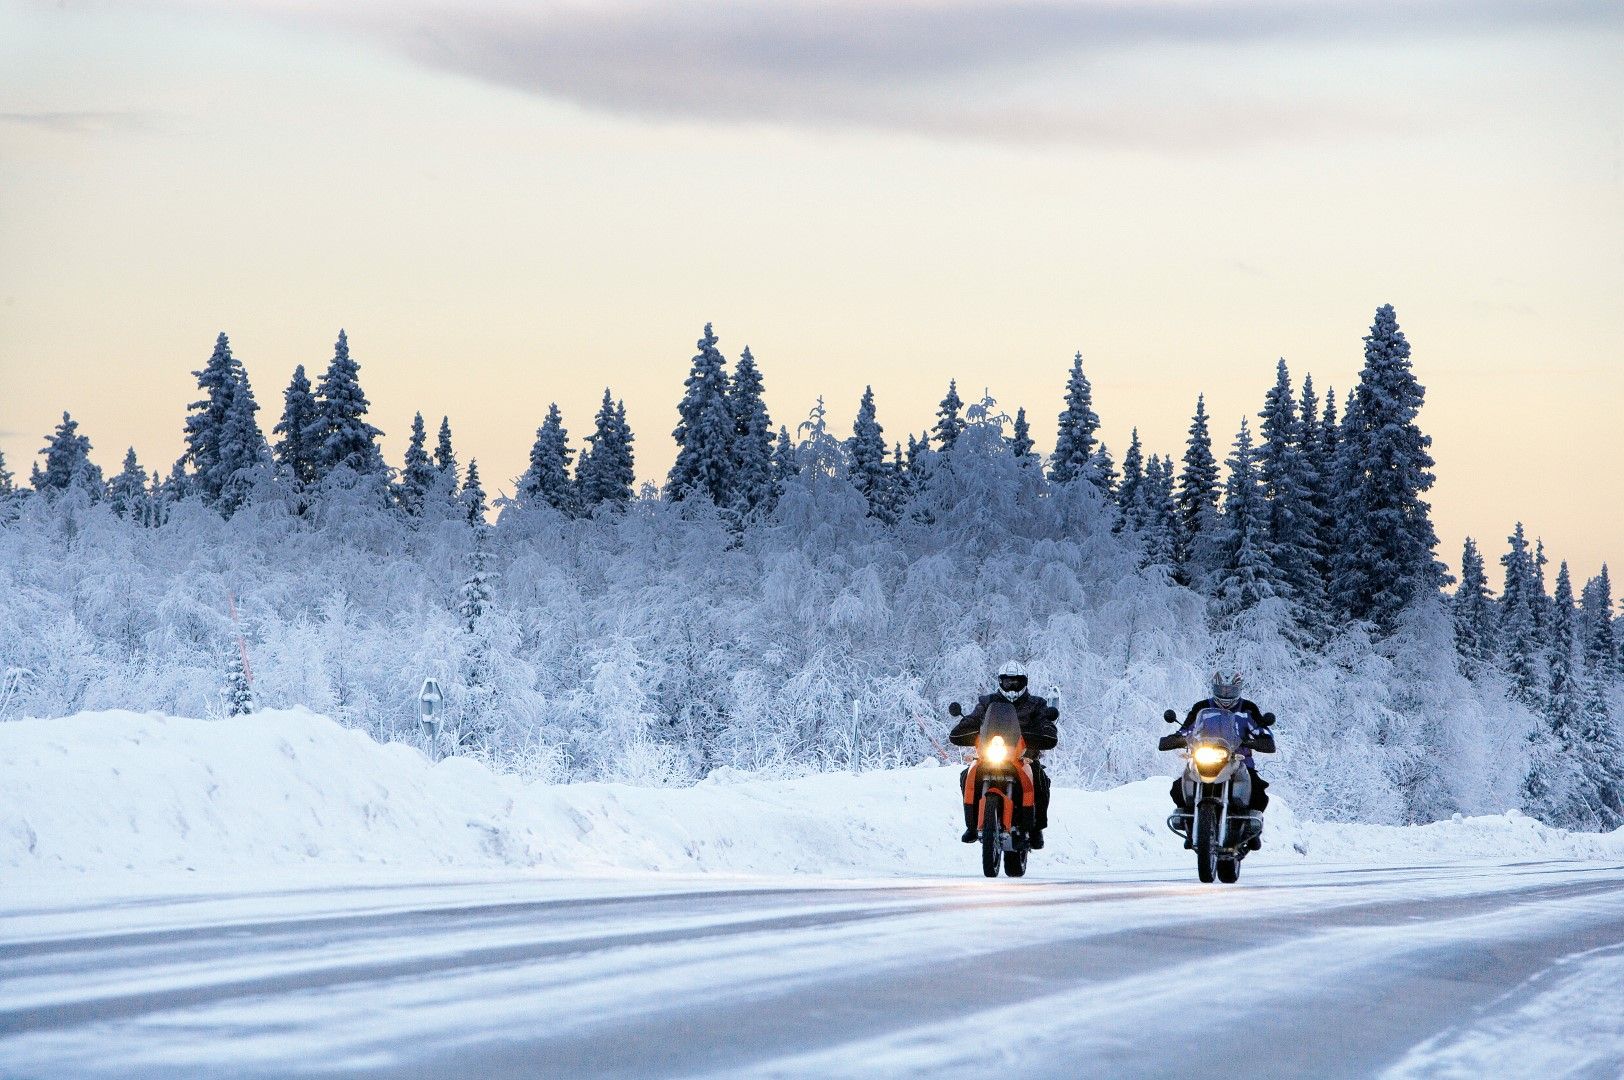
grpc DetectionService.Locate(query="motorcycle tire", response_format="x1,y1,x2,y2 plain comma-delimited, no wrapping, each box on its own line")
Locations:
1217,858,1239,884
1004,848,1027,877
981,794,1002,878
1195,803,1219,884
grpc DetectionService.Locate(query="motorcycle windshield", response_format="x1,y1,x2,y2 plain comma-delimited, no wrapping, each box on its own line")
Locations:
1190,708,1244,748
978,700,1023,750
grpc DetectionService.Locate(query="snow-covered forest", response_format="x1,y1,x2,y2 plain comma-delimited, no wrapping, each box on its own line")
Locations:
2,307,1619,829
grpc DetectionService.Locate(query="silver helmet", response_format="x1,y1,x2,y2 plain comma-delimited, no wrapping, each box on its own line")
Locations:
997,660,1029,702
1212,671,1243,710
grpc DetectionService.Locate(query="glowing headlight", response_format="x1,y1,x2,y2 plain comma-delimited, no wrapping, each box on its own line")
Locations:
1192,744,1230,769
983,736,1010,764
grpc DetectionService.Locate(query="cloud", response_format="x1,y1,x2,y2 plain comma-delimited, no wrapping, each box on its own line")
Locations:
117,1,1624,145
0,111,154,135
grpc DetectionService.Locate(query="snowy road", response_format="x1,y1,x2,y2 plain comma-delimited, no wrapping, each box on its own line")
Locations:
3,861,1624,1078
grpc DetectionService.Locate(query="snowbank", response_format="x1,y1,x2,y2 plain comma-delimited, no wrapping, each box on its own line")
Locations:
4,709,1621,880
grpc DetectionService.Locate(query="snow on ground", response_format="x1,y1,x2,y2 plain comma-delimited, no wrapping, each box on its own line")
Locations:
3,708,1621,885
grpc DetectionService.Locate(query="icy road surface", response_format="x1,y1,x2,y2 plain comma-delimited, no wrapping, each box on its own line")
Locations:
3,861,1623,1079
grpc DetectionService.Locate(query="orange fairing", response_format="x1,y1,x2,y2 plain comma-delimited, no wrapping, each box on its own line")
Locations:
963,760,1036,808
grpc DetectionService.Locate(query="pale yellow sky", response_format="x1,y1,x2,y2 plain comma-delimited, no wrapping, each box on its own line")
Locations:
2,1,1621,584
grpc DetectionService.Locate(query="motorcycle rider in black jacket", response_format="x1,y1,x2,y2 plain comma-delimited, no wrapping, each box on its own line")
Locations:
1161,672,1275,828
949,661,1059,848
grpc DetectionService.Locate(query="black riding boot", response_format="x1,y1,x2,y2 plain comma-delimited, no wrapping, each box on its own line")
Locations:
961,801,976,843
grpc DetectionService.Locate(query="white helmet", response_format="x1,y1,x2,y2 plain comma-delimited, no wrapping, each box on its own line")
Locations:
1212,671,1243,710
997,660,1029,701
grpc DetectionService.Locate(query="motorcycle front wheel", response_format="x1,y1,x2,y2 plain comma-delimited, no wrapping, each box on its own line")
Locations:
1217,857,1239,883
1195,803,1219,884
981,793,1003,878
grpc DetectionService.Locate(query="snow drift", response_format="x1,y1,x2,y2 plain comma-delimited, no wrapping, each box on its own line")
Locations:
4,709,1620,880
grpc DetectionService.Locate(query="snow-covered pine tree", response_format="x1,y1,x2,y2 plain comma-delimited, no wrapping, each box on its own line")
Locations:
1210,418,1285,624
1009,407,1036,464
0,448,12,496
1140,454,1181,571
1294,374,1335,603
33,412,104,496
455,532,497,748
304,329,385,481
1257,358,1327,633
434,416,458,484
1581,567,1616,681
223,645,254,717
1089,441,1117,497
1578,566,1624,828
1175,394,1220,576
848,385,895,523
668,323,736,504
182,332,241,504
160,457,192,505
1049,351,1099,484
272,364,319,486
397,412,437,517
1330,306,1445,632
1499,523,1543,709
730,346,775,515
214,367,271,516
518,404,578,514
1115,428,1144,532
577,389,636,511
1546,562,1582,743
932,380,966,452
107,448,149,519
1452,537,1496,671
890,441,911,507
460,459,488,525
1531,539,1551,638
771,425,796,486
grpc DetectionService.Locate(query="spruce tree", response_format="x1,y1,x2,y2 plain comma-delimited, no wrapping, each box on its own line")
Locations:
1330,306,1444,631
0,448,11,496
771,425,796,486
1176,394,1220,571
183,332,241,504
730,346,775,514
273,364,319,485
1115,428,1144,531
223,646,254,717
668,323,736,504
397,412,437,516
1089,442,1117,496
107,448,149,519
34,412,103,495
460,458,488,525
305,329,385,481
1500,523,1543,709
933,380,966,452
578,389,636,510
1581,567,1616,679
1211,419,1285,623
1050,351,1099,484
848,385,895,522
1452,538,1495,671
1140,455,1181,570
1010,407,1036,463
519,403,578,514
215,368,271,515
1257,358,1326,631
434,416,458,484
1547,562,1582,740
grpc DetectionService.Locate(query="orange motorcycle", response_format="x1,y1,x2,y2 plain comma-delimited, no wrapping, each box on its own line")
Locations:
949,699,1035,878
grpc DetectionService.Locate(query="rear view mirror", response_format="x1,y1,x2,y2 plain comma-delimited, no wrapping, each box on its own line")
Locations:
1261,712,1276,727
1163,709,1178,724
948,702,962,717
